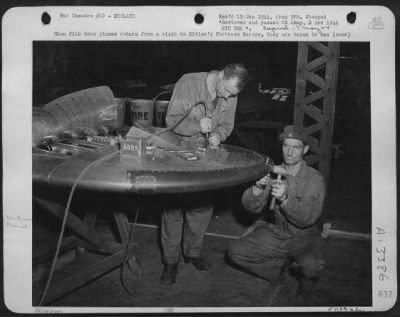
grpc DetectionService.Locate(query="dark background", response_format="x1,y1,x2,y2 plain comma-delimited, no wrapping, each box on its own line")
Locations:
32,41,371,163
31,40,373,235
31,40,375,309
1,0,399,314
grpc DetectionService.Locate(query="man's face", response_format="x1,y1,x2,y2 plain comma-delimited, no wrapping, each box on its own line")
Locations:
216,77,241,100
282,138,309,166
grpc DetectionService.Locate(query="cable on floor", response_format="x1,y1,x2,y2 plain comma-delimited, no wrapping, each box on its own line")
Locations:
37,101,208,305
37,150,120,306
119,204,164,301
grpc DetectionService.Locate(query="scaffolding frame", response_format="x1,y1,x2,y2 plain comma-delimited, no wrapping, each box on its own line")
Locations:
294,42,340,182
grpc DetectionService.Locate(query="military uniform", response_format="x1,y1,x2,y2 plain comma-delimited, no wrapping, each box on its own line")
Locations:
228,159,326,281
162,71,238,265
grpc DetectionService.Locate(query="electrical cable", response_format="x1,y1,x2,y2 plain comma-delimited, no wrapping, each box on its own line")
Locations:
38,100,209,305
119,204,164,301
145,100,207,144
119,206,141,298
37,150,120,306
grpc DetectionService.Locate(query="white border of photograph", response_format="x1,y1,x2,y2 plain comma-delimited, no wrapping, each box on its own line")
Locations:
2,5,397,313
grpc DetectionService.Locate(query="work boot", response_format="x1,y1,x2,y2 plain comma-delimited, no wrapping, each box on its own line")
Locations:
286,262,318,303
279,258,293,282
160,263,178,285
184,256,211,271
295,276,319,304
270,258,293,286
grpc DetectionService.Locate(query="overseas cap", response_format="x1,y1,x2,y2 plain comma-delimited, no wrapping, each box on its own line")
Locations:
279,125,308,144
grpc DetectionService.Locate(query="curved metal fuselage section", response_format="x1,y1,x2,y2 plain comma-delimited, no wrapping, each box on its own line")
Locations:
32,86,271,196
33,142,270,195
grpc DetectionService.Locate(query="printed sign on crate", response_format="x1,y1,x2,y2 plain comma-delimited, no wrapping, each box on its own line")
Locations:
120,137,142,158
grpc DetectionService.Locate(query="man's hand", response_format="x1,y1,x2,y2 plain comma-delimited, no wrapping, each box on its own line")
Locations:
208,133,220,147
200,117,212,133
255,174,272,188
271,179,287,200
252,174,272,195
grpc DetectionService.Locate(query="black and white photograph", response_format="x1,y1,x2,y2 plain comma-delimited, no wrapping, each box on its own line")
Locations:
30,39,373,307
2,5,397,314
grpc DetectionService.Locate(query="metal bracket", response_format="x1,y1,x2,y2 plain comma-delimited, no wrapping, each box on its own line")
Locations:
126,173,157,194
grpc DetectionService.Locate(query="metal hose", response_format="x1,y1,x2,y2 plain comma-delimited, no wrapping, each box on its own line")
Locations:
145,100,207,144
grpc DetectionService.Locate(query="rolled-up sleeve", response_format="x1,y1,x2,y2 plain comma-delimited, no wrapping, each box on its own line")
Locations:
241,185,270,214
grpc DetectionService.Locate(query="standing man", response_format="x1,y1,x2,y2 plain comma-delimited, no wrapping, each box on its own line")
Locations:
160,63,249,285
227,125,326,302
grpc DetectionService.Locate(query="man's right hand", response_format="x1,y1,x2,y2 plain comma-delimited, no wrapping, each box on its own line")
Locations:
252,174,272,195
200,117,212,133
255,174,272,188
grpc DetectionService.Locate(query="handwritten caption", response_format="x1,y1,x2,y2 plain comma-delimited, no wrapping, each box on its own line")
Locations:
6,214,31,229
375,226,393,300
34,307,63,314
53,12,349,40
328,307,364,312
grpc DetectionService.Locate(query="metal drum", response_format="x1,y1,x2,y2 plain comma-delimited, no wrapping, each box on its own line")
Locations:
127,98,154,125
114,97,126,129
154,100,169,127
153,90,172,127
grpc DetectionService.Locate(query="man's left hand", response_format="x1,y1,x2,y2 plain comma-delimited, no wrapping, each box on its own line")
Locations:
271,179,287,200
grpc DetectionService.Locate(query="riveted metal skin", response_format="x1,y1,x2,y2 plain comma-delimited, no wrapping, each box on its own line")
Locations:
33,141,270,195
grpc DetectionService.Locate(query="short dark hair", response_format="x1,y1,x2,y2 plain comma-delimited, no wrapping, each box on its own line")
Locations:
223,63,249,91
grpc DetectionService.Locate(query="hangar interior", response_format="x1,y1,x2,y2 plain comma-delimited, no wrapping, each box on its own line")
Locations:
32,41,372,307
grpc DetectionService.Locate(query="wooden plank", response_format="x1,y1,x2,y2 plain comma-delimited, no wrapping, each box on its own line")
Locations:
304,71,326,89
319,42,340,182
294,42,309,127
33,236,77,266
113,211,131,243
35,243,137,305
301,89,325,105
307,136,321,155
76,211,98,262
34,197,109,251
298,103,325,123
307,42,331,56
321,223,371,240
303,54,330,72
294,42,340,182
304,122,324,136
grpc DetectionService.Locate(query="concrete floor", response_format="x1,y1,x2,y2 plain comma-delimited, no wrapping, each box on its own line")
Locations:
36,225,371,309
32,158,374,310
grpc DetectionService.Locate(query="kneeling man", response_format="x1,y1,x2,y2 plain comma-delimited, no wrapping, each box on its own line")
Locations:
227,125,326,301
